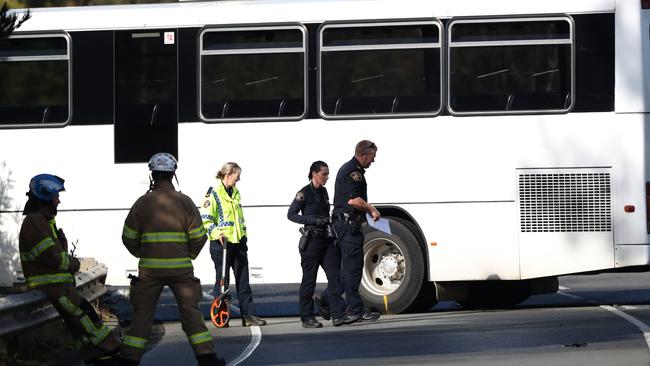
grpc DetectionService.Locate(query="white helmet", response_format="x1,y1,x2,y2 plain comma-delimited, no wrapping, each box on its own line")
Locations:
148,152,177,172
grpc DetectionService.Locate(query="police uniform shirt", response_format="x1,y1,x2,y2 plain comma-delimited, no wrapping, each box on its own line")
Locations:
287,183,330,227
332,157,367,218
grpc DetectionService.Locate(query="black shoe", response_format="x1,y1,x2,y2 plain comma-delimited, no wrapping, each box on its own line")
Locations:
242,314,267,326
196,353,226,366
360,311,380,322
332,313,361,327
314,295,331,320
302,317,323,328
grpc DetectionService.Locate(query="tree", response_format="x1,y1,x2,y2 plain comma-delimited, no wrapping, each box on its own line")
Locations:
1,2,30,37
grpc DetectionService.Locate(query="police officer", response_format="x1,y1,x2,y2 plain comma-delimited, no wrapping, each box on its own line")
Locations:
118,153,225,366
329,140,381,322
201,162,266,327
287,161,361,328
19,174,121,365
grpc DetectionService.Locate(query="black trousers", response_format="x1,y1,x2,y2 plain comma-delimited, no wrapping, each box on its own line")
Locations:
210,240,257,316
335,221,365,315
299,234,346,320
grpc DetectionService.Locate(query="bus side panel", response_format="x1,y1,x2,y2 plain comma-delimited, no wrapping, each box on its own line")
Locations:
411,203,520,281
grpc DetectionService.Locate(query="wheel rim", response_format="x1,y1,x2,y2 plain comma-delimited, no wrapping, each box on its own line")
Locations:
362,237,406,296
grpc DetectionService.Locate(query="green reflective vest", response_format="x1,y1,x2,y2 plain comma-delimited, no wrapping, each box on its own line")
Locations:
200,180,247,243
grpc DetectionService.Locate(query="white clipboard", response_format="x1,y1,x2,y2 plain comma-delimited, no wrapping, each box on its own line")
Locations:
366,213,391,235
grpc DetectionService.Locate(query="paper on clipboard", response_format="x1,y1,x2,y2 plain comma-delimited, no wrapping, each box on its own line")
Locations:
366,213,391,235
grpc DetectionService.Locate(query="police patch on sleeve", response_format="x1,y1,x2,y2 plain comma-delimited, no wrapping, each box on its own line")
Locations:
295,191,305,201
350,171,362,181
203,200,211,208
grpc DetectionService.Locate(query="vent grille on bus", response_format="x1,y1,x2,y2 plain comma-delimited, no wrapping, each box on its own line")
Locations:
518,171,612,233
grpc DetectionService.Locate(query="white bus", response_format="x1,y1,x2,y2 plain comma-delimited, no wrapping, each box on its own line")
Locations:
0,0,648,312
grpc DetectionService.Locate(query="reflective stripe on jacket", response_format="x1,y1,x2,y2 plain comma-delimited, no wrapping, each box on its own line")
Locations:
200,179,247,243
19,212,76,289
122,180,207,272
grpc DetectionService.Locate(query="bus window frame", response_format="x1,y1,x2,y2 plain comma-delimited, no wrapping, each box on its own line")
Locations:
447,16,575,116
0,32,72,129
198,24,308,123
317,19,444,120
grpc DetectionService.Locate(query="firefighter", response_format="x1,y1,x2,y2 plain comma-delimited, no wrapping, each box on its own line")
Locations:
118,153,225,366
19,174,121,365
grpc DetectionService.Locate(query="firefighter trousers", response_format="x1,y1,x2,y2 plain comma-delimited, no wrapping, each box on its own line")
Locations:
120,271,214,361
41,283,121,362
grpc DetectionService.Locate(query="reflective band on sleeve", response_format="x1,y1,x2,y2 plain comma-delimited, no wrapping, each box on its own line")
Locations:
30,237,55,259
139,257,192,269
80,315,111,345
201,214,215,221
141,232,189,243
26,273,74,288
123,225,141,240
206,223,217,236
91,323,111,345
58,296,83,316
188,226,206,239
123,335,147,349
59,252,69,270
217,221,234,227
189,331,212,345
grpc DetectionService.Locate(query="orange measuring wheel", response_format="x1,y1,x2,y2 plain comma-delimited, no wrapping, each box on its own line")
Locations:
210,296,230,328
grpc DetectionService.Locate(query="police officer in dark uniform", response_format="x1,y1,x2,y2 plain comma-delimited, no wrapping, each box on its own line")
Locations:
329,140,381,321
288,161,360,328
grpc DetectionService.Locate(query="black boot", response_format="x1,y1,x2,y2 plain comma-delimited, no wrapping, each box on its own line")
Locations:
301,317,323,328
242,314,267,326
196,353,226,366
332,313,361,327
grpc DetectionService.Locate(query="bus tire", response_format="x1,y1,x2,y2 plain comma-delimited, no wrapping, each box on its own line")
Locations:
359,218,436,314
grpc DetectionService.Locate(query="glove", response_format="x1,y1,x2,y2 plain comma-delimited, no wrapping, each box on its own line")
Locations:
314,216,331,227
69,256,81,274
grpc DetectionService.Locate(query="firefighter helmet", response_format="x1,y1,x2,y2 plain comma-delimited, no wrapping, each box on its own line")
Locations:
28,174,65,201
148,152,177,172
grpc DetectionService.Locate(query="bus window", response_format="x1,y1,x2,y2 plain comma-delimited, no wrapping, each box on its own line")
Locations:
448,18,573,115
0,34,70,127
319,21,442,118
199,26,307,122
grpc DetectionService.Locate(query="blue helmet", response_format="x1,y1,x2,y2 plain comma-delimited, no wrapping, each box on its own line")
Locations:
28,174,65,201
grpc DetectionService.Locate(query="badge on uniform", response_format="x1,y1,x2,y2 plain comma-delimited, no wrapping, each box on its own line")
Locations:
350,171,362,181
295,191,305,201
203,200,211,208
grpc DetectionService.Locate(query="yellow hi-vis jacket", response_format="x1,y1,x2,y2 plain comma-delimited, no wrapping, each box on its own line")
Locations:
200,179,247,244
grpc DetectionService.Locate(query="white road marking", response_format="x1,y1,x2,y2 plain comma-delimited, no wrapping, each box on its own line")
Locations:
559,290,650,351
558,285,571,290
600,305,650,350
557,291,584,301
227,325,262,366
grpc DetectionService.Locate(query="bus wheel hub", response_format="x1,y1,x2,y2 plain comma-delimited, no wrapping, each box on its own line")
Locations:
379,254,403,281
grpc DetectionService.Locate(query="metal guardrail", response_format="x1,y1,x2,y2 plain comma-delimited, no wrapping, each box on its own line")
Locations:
0,260,108,338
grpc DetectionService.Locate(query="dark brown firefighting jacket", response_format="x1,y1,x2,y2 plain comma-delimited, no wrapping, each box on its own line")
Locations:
19,207,75,288
122,180,207,275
